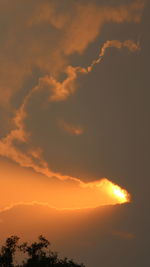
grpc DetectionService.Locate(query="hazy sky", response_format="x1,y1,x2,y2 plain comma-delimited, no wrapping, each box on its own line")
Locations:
0,0,149,266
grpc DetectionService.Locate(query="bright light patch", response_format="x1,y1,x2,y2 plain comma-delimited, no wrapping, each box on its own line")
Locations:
110,184,130,203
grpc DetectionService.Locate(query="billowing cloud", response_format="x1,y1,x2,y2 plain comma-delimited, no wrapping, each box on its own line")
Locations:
62,0,144,55
0,38,140,184
0,0,145,206
0,0,144,105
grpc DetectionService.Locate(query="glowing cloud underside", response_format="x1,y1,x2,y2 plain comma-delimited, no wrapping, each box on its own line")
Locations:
68,178,131,210
0,164,131,211
0,178,130,211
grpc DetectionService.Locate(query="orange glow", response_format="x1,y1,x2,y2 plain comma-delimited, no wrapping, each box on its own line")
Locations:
0,161,131,211
109,183,130,204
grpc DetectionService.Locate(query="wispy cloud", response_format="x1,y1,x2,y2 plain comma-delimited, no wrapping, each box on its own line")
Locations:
59,120,84,136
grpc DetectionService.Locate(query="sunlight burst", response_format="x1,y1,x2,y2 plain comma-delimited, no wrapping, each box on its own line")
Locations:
111,184,130,203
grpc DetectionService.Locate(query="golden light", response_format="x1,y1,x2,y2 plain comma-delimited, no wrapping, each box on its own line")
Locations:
0,160,131,210
110,183,130,204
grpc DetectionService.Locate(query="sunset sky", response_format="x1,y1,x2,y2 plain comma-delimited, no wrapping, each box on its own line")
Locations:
0,0,149,266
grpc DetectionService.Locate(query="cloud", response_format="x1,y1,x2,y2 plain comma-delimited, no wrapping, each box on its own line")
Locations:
0,38,140,184
0,201,51,214
87,39,140,72
0,174,130,210
0,160,130,211
58,120,84,136
62,0,144,55
0,0,66,106
0,0,145,200
0,0,144,106
28,1,69,29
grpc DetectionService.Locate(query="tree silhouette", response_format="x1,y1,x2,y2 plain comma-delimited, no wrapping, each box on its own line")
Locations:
0,236,85,267
0,236,19,267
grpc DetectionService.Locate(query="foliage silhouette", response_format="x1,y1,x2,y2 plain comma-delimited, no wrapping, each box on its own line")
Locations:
0,236,85,267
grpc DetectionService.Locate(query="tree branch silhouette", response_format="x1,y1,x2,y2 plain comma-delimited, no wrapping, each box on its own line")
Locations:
0,236,85,267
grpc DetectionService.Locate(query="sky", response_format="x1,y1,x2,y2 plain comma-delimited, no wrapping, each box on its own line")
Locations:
0,0,149,266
